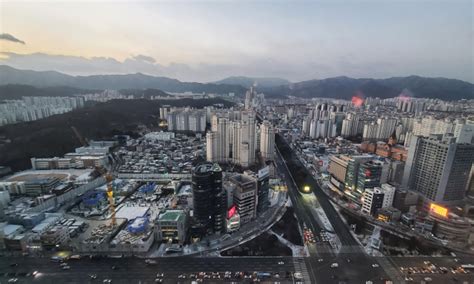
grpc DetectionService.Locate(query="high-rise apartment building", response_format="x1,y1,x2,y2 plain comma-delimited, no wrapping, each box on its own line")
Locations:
259,120,275,161
402,134,474,203
167,109,206,133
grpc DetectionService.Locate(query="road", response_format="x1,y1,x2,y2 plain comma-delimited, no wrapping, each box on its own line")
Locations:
274,134,395,283
0,256,295,283
274,145,332,257
0,255,394,284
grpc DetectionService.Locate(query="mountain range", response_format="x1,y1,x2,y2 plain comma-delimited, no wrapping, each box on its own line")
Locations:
0,65,246,95
1,65,472,100
263,76,474,100
214,76,291,88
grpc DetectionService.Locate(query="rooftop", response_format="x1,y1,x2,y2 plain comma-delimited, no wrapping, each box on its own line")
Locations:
158,210,185,222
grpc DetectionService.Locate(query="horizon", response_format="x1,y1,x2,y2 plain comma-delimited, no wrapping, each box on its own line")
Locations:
0,1,472,83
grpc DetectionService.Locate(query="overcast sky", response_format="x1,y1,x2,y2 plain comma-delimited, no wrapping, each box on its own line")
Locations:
0,0,472,82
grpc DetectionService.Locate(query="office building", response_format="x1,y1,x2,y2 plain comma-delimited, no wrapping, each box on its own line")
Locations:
257,167,270,213
361,184,395,215
229,173,257,224
355,160,383,199
344,155,373,192
192,163,226,234
156,210,188,244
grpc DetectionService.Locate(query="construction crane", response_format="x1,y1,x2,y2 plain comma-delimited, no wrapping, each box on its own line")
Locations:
105,173,116,227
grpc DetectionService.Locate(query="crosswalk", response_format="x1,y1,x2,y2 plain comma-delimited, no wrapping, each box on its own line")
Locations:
377,257,406,284
293,258,312,283
337,245,364,254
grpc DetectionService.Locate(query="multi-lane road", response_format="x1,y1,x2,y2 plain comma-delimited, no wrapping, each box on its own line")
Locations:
274,134,395,283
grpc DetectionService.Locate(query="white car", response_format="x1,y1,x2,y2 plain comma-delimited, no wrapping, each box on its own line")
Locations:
330,263,339,268
372,264,380,268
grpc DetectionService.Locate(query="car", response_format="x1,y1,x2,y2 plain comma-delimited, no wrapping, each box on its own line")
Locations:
60,262,68,267
372,264,380,268
278,261,285,265
32,271,39,277
318,258,324,262
145,259,157,265
62,266,71,270
154,279,163,283
89,274,97,279
331,263,339,268
156,273,164,278
9,263,18,267
103,279,112,283
111,266,118,270
8,279,18,283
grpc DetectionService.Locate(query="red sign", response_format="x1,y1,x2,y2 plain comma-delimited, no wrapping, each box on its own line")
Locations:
365,169,371,177
228,205,237,219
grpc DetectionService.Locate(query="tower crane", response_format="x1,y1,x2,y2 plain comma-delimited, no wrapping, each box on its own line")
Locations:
105,173,116,227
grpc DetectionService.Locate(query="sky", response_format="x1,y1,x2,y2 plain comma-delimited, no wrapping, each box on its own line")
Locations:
0,0,473,82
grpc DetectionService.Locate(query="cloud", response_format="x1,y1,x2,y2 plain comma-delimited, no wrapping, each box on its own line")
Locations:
0,33,25,44
132,54,156,63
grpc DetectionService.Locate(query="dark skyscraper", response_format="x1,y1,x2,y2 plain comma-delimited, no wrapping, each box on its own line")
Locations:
192,162,226,234
257,166,270,213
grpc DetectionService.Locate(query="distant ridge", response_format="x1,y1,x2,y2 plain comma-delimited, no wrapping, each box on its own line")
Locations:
1,65,472,100
0,65,247,95
214,76,290,88
263,75,474,100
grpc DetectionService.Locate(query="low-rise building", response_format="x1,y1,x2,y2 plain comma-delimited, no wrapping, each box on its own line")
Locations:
156,210,188,244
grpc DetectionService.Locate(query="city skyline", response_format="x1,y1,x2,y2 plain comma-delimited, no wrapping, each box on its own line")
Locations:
1,1,473,82
1,1,474,283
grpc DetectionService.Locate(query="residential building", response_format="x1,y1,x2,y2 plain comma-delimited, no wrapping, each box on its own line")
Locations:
402,134,474,203
260,120,275,161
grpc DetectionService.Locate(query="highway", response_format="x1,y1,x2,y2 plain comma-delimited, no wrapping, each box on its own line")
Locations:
274,134,395,283
274,145,332,257
275,134,360,250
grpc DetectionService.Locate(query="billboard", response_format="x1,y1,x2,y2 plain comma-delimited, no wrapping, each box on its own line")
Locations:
429,203,448,218
228,205,237,219
258,166,270,179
